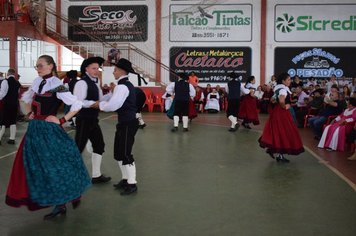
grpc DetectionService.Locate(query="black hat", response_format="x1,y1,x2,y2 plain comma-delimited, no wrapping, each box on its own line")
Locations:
66,70,78,79
80,57,105,74
312,88,324,96
228,72,241,79
111,58,135,73
177,72,189,80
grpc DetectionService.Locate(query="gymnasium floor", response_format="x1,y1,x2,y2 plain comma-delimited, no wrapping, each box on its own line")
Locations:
0,111,356,236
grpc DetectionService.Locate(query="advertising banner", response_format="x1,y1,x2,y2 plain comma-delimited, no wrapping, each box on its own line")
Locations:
275,4,356,42
68,5,148,42
274,47,356,79
170,47,252,83
170,4,252,42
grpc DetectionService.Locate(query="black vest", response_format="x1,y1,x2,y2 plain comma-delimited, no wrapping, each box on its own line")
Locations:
76,76,100,119
227,80,241,100
116,78,137,122
174,80,190,101
3,76,21,105
32,92,63,115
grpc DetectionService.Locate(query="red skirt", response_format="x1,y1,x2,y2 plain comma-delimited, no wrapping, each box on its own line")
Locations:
259,105,304,155
238,95,259,125
5,135,47,211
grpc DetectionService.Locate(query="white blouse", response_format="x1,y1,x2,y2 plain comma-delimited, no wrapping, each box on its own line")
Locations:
21,76,82,111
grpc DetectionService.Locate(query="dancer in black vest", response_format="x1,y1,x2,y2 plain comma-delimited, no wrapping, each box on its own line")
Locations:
73,57,111,183
0,68,21,144
92,58,139,195
64,70,78,128
225,72,251,132
166,73,196,132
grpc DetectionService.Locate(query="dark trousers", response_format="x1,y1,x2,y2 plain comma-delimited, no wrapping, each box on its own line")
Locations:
258,100,269,113
226,99,240,117
114,119,139,165
174,100,189,116
295,108,319,126
75,117,105,155
0,104,17,126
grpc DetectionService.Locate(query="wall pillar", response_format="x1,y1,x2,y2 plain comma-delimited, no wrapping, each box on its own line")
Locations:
260,0,267,85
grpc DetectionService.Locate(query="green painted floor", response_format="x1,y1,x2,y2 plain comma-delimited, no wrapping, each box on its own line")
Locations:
1,112,356,236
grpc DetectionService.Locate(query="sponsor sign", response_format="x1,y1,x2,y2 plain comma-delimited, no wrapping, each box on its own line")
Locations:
170,4,252,42
68,5,148,42
275,4,356,42
274,47,356,79
169,47,252,83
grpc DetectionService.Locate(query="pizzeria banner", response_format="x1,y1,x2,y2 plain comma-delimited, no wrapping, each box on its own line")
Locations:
274,47,356,79
68,5,148,42
169,47,252,83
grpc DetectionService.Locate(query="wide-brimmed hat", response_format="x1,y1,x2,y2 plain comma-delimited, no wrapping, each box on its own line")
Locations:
312,88,324,96
111,58,135,73
80,57,105,74
66,70,78,79
177,72,189,80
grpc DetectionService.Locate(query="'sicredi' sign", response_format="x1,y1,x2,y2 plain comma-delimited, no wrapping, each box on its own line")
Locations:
275,4,356,42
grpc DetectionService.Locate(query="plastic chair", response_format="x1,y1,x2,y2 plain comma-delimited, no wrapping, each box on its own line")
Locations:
142,90,152,109
303,107,321,128
149,94,164,113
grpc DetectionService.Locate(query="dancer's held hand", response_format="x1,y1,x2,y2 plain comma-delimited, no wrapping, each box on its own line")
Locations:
45,115,60,124
91,101,100,109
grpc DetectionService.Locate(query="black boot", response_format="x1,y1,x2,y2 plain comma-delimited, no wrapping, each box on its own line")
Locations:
276,154,290,163
43,206,67,219
120,184,137,195
72,200,81,209
113,179,128,189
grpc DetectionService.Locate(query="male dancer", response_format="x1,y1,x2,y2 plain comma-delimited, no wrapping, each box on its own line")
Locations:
93,58,139,195
166,73,195,132
0,69,21,144
73,57,111,183
225,72,250,132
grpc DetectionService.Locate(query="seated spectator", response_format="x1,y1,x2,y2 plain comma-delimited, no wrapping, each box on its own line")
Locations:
204,88,220,113
343,85,351,101
291,75,303,88
258,85,273,114
162,92,174,112
307,84,315,95
188,71,199,87
290,88,298,106
338,75,350,92
339,92,347,109
296,89,325,128
216,85,225,108
308,91,344,140
318,97,356,151
306,77,317,87
192,86,204,112
326,74,338,93
324,84,339,102
268,75,276,89
262,84,267,92
292,86,308,111
351,77,356,94
102,84,110,95
254,85,264,100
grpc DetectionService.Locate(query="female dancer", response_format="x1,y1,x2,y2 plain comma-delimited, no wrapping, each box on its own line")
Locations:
259,72,304,163
5,55,91,219
238,76,259,129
